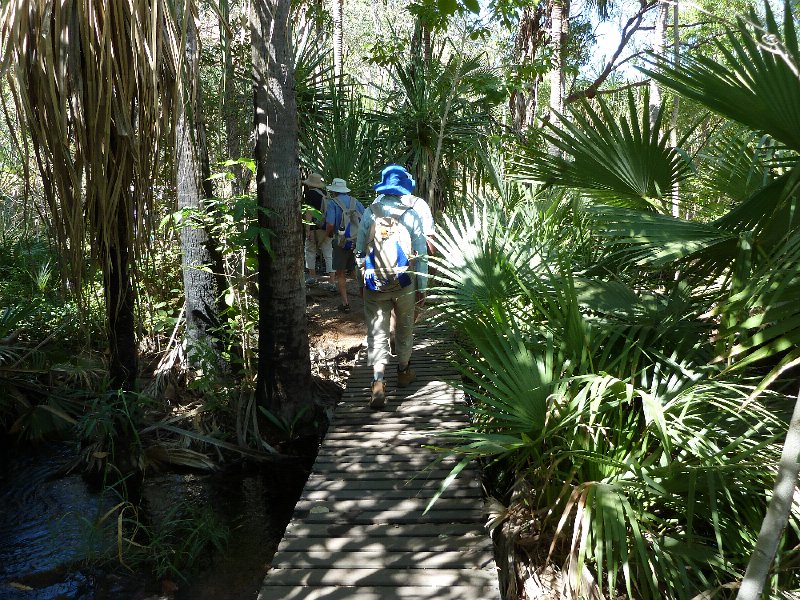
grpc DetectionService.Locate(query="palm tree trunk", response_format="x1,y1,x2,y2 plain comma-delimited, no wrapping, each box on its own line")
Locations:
251,0,314,418
177,7,223,373
332,0,344,83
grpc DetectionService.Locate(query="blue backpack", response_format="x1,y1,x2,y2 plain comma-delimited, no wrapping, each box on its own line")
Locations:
363,199,415,292
333,196,361,251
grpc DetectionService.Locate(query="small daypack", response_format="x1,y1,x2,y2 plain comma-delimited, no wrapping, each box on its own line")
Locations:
333,195,361,251
363,198,415,292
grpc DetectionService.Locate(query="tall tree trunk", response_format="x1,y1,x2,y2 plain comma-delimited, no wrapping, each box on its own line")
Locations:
548,0,567,122
251,0,314,418
104,189,137,390
177,6,222,373
670,0,681,218
738,387,800,600
332,0,344,83
648,1,669,129
512,5,545,135
221,0,248,196
370,2,384,88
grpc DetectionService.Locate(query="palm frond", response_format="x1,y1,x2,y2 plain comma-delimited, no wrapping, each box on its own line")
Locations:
642,1,800,152
511,91,691,213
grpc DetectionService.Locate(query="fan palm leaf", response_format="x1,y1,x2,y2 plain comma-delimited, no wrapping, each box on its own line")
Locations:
714,228,800,376
697,125,777,206
511,91,691,213
642,1,800,153
301,84,381,200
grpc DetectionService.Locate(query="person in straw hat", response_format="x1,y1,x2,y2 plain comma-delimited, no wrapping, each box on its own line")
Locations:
325,177,365,312
302,172,333,284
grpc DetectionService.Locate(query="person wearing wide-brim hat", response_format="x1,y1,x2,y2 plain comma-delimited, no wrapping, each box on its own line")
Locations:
302,172,333,284
325,177,365,312
354,164,428,409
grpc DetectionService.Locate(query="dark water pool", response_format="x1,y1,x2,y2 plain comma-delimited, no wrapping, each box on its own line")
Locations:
0,441,311,599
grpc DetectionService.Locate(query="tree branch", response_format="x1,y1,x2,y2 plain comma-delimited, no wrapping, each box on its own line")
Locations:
593,79,650,96
565,1,656,104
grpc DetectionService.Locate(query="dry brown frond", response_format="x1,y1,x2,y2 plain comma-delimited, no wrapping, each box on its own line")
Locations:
0,0,182,298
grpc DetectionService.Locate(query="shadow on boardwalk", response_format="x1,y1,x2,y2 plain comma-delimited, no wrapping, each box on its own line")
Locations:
259,325,501,600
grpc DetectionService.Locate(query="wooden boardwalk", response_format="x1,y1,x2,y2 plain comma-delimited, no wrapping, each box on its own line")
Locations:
259,325,501,600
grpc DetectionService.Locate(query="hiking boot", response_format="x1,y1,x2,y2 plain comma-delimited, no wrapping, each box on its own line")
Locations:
369,380,386,409
305,276,318,286
397,365,416,387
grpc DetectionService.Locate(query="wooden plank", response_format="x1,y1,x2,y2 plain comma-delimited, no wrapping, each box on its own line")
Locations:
302,476,479,491
264,567,498,587
258,585,497,600
294,497,483,515
325,420,467,432
323,429,463,440
308,468,459,481
276,535,492,554
311,453,459,466
299,487,481,501
270,549,494,570
292,508,485,525
304,470,470,483
327,414,467,427
315,447,459,460
281,522,483,539
319,437,442,449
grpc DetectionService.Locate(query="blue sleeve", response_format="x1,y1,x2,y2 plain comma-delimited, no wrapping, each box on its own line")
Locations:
325,201,338,227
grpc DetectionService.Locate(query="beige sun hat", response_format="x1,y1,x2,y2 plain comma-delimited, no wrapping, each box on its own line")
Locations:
303,172,326,189
326,177,351,193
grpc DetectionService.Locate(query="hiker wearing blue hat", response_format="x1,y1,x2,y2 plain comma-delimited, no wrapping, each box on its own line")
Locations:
355,164,429,409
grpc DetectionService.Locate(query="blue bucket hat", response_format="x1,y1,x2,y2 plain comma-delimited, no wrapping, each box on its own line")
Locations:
373,164,415,196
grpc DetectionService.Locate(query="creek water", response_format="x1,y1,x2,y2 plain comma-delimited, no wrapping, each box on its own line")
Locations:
0,439,312,599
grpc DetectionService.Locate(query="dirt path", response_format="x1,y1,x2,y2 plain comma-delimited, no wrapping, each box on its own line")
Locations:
306,276,367,391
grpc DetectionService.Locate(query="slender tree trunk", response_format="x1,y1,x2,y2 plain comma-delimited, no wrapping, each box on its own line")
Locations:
738,387,800,600
104,195,137,390
221,0,248,196
370,2,384,88
177,6,222,373
251,0,314,418
512,6,544,134
649,1,669,129
332,0,344,82
423,23,432,69
670,0,681,218
548,0,565,119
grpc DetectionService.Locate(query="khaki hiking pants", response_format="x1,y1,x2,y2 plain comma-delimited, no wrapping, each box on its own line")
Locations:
364,282,416,371
305,229,333,274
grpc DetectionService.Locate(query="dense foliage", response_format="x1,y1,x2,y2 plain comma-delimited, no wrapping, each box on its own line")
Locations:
1,0,799,595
